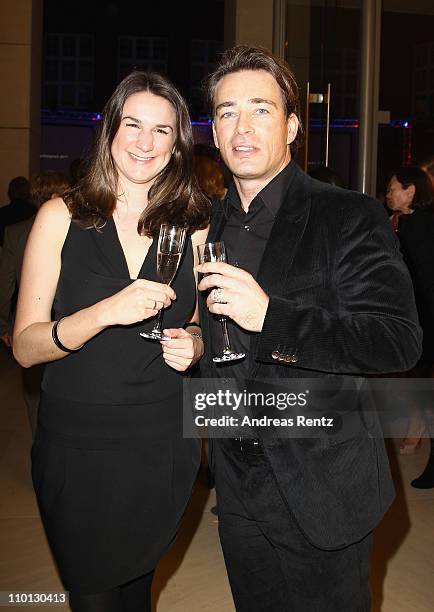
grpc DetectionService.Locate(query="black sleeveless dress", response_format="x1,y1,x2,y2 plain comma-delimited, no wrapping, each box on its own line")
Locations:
31,218,200,594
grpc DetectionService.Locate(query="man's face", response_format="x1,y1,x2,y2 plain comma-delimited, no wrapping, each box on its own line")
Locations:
212,70,298,187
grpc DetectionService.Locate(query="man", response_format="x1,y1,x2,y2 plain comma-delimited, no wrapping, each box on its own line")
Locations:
0,176,35,246
0,171,70,435
197,46,422,611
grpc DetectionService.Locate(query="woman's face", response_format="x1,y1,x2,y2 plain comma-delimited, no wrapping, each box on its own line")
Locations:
386,176,415,213
111,91,176,190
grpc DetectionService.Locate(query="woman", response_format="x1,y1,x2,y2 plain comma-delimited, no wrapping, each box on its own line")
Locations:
193,154,227,200
420,154,434,190
13,71,210,610
386,167,434,485
31,170,71,208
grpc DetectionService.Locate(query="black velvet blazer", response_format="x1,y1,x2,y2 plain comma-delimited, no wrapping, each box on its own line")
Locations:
199,163,422,550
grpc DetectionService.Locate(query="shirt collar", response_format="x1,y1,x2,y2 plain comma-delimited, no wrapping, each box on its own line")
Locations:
224,161,296,218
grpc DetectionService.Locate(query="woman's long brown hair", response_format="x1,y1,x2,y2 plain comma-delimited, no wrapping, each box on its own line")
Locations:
66,71,210,236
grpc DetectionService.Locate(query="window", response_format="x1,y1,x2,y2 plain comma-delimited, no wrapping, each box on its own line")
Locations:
190,39,223,115
413,42,434,117
118,37,168,79
43,34,94,109
328,48,359,118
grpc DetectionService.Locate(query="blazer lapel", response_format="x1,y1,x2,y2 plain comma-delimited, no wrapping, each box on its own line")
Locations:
207,196,229,243
249,165,312,374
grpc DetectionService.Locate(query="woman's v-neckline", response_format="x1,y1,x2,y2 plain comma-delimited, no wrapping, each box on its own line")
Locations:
110,217,154,280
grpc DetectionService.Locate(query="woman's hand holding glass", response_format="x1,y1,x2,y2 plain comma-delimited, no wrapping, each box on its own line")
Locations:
140,224,187,341
160,327,204,371
97,279,176,327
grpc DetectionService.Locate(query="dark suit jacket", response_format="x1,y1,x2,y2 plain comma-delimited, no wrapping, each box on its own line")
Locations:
0,199,35,246
398,209,434,362
0,216,34,335
199,164,422,550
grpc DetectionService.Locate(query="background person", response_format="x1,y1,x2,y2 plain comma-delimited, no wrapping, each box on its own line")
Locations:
0,176,35,246
192,151,226,493
13,71,209,612
387,166,434,486
420,154,434,190
0,170,70,436
69,157,89,187
308,164,345,188
194,154,227,200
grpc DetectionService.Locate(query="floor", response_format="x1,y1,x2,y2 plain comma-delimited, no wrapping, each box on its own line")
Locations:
0,345,433,611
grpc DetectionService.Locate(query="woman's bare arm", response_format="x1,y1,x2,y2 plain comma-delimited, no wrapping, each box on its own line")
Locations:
13,198,175,368
187,225,210,326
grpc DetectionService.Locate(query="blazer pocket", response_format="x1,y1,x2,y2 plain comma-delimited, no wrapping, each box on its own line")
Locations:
325,411,371,448
283,270,327,304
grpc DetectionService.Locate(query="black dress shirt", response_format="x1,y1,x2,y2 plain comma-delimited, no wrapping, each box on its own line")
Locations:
210,161,296,379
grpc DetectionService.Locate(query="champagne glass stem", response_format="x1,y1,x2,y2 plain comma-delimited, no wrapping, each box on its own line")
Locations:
219,316,232,353
153,309,165,334
196,241,245,363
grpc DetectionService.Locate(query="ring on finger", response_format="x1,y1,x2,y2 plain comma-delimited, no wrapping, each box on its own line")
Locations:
212,287,225,303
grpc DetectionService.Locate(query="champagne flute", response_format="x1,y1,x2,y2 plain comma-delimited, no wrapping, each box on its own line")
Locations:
140,224,187,341
197,241,245,363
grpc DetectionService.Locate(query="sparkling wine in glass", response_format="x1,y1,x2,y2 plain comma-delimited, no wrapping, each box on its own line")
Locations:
140,224,187,341
197,241,245,363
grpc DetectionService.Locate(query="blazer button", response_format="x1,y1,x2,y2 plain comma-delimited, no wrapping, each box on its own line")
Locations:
284,355,292,363
271,350,280,360
291,354,298,363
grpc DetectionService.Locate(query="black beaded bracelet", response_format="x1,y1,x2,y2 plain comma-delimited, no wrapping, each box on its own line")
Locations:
51,318,83,353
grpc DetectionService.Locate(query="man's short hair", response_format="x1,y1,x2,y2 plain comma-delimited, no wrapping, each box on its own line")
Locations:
205,45,302,154
8,176,30,201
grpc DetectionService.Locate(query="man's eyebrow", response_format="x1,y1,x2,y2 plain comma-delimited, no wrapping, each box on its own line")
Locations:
215,101,235,114
249,98,278,108
215,98,278,114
